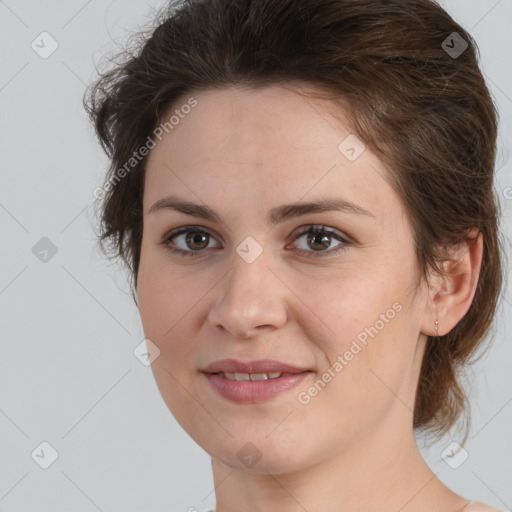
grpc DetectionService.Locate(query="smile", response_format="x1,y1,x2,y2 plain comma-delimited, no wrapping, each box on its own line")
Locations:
203,371,312,403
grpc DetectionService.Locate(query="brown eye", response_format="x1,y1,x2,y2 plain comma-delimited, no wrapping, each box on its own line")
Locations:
291,225,350,258
184,231,210,250
161,227,220,257
306,231,332,251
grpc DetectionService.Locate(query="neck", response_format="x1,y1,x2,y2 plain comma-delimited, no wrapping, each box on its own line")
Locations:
209,419,466,512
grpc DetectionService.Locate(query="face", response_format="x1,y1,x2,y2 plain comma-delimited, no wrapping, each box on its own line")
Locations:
137,84,430,473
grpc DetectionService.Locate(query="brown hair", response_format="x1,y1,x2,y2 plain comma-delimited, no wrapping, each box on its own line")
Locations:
84,0,504,440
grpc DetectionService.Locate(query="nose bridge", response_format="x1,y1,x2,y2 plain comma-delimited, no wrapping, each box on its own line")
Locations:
208,246,287,338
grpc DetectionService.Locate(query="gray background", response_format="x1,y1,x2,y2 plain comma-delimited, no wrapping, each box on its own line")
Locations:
0,0,511,511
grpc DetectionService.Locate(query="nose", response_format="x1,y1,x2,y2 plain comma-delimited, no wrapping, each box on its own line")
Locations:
207,251,288,339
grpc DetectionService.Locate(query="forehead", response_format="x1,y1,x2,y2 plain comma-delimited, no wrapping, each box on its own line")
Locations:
143,84,405,232
150,84,350,165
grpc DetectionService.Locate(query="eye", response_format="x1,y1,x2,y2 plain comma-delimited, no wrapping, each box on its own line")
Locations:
289,225,350,258
160,224,351,259
160,226,220,258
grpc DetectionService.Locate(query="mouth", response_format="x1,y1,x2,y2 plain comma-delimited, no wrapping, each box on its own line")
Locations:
212,371,300,381
201,358,312,375
201,359,313,403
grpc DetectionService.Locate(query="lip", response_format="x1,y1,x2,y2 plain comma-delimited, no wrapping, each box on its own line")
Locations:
201,358,311,374
201,359,313,403
203,372,312,403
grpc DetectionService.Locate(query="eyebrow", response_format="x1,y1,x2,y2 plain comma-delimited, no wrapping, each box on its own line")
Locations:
148,194,375,225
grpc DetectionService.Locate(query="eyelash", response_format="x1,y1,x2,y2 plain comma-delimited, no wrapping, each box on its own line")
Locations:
160,225,352,259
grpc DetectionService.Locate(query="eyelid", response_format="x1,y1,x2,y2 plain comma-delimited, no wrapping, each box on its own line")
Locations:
161,225,222,250
292,224,351,243
288,225,351,257
160,224,352,258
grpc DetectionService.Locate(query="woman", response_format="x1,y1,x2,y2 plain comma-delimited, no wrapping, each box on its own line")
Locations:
84,0,505,510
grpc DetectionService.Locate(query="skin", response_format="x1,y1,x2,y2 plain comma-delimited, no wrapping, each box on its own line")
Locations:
136,83,483,512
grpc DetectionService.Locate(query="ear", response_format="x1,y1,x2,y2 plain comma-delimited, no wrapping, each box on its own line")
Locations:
420,229,483,337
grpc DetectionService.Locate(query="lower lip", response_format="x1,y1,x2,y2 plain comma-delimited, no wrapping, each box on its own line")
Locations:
203,372,312,403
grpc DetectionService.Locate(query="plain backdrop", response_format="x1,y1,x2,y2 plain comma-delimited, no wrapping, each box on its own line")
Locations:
0,0,511,511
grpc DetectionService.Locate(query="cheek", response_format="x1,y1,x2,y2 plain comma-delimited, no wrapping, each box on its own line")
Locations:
292,266,417,409
137,243,197,343
137,255,206,429
296,268,405,349
136,248,215,402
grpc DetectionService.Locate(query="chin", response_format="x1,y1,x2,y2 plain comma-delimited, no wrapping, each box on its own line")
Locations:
204,433,314,475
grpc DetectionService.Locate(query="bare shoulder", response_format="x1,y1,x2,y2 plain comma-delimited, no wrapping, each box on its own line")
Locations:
464,500,504,512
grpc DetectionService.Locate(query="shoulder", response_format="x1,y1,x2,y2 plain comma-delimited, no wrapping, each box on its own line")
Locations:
464,500,504,512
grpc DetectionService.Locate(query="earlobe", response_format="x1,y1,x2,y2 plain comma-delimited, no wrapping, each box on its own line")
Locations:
421,229,483,338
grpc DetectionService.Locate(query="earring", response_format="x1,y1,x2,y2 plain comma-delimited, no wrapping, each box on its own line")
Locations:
435,319,439,338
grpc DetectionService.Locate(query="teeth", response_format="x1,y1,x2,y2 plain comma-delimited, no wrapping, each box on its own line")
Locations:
222,371,283,381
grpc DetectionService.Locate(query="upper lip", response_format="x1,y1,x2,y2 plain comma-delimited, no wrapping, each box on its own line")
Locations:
202,359,312,374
